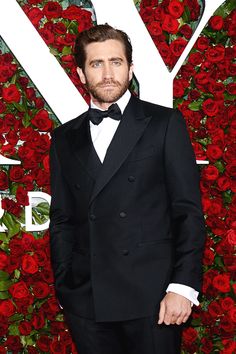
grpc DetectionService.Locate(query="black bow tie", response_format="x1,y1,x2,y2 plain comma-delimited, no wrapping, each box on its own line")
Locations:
88,103,122,125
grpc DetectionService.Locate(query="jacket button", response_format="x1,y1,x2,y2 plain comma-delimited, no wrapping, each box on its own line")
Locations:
75,183,81,189
128,176,135,182
90,214,96,221
119,212,126,218
122,249,129,256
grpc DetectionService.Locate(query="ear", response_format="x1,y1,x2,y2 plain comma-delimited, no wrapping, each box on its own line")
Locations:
128,63,134,81
76,67,86,84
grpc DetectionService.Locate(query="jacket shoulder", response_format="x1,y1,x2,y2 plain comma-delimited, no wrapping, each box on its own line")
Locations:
52,111,87,138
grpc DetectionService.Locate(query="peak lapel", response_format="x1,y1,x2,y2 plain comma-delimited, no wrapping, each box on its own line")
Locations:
67,113,102,181
90,96,152,204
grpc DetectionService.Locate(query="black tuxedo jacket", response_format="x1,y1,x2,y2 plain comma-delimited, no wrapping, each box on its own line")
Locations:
49,95,205,322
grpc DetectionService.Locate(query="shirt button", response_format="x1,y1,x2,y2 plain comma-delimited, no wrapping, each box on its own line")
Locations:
90,214,96,221
122,249,129,256
119,212,126,218
128,176,135,182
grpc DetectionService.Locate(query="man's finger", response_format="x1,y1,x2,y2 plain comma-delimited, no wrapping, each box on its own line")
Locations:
158,301,166,324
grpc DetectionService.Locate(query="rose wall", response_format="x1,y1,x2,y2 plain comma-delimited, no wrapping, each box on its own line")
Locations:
0,0,235,353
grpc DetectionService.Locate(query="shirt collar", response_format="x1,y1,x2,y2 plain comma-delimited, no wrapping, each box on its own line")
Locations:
90,90,131,114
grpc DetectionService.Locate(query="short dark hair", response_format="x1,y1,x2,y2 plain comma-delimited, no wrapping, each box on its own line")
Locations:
74,24,133,70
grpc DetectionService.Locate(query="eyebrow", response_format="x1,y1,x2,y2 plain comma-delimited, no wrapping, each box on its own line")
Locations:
89,57,124,65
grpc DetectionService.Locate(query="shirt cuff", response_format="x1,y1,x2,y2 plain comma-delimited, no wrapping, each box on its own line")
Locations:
166,283,199,306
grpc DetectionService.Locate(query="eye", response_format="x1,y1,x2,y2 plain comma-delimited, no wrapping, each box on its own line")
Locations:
112,60,122,66
91,61,102,68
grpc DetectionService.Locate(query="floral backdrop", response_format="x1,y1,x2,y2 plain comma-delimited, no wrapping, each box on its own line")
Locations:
0,0,235,353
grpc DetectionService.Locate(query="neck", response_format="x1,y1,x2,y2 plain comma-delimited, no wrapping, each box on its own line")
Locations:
90,95,115,110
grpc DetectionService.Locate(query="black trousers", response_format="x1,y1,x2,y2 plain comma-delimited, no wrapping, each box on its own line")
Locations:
64,311,182,354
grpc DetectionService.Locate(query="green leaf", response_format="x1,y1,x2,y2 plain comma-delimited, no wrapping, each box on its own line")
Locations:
14,269,21,279
0,270,9,280
62,46,72,55
9,313,24,322
35,202,50,216
214,161,225,173
222,191,232,204
12,102,25,113
0,291,10,299
2,213,21,238
0,233,7,242
188,100,203,111
182,6,190,23
0,279,13,291
8,323,20,336
214,255,225,269
23,112,32,128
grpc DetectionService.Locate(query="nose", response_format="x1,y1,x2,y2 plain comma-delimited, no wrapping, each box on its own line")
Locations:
103,62,113,80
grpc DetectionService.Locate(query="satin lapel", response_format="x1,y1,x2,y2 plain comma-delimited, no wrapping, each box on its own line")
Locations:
67,113,102,181
90,96,152,204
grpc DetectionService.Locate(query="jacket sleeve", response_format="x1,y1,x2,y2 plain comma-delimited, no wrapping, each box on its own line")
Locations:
49,131,76,291
164,109,206,292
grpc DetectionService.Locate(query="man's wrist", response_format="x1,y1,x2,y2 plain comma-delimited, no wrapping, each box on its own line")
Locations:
166,283,199,306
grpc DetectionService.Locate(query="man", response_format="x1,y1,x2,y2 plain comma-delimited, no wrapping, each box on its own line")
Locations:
49,24,205,354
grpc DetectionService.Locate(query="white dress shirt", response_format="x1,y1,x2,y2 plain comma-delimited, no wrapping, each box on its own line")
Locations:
89,90,199,306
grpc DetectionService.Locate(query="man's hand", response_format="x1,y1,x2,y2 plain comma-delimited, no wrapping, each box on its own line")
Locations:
158,292,192,325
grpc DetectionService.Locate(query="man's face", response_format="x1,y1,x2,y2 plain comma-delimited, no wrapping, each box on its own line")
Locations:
77,39,133,109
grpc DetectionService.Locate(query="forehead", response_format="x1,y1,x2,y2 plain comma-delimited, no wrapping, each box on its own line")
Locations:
84,39,126,62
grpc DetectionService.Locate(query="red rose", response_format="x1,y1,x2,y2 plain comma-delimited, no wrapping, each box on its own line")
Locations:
16,186,29,206
0,299,15,317
170,38,187,57
9,166,24,182
226,229,236,245
0,101,6,114
39,28,55,45
19,320,32,335
220,297,234,311
32,281,50,299
229,307,236,323
31,311,45,329
43,154,50,172
31,109,52,131
22,254,38,274
208,300,222,318
209,15,224,30
9,281,30,299
147,21,162,36
188,52,204,66
53,22,67,35
203,248,215,266
217,176,231,191
43,1,62,20
36,335,52,352
182,327,198,344
206,144,223,161
50,339,67,354
0,171,9,190
168,1,184,19
202,98,219,117
212,274,231,293
227,83,236,95
202,165,219,181
179,24,192,39
162,14,179,34
5,336,22,352
195,36,210,51
0,251,8,269
62,5,91,21
205,44,225,63
1,198,22,217
2,84,21,103
27,7,43,26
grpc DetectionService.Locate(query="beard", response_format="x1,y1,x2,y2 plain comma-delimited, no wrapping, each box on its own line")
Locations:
85,77,130,104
